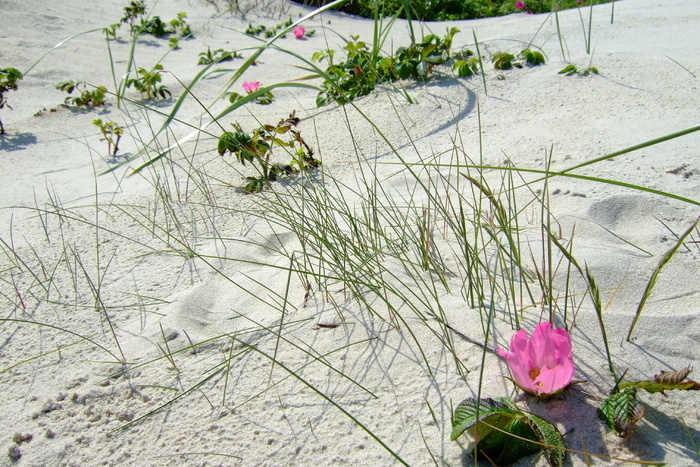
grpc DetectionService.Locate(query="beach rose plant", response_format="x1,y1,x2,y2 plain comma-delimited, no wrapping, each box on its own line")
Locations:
498,322,574,399
0,67,22,134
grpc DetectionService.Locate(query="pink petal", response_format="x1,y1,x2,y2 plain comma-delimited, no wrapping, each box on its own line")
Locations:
533,357,574,395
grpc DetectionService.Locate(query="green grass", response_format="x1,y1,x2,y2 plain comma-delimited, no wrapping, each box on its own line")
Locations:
1,0,698,464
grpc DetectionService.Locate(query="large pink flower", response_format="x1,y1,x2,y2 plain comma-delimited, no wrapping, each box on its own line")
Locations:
515,1,525,10
497,322,574,399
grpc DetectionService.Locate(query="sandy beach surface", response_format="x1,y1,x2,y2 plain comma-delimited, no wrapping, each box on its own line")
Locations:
1,0,699,465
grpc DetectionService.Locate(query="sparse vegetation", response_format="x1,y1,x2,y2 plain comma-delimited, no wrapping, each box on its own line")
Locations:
56,81,108,107
0,67,22,134
1,0,698,465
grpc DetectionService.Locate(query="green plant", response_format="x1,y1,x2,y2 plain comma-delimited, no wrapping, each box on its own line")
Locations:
121,0,146,26
197,47,242,65
492,52,518,70
245,18,293,38
0,67,22,134
452,397,565,465
521,48,546,65
492,48,546,70
125,64,171,100
92,118,124,156
452,49,480,77
392,27,461,80
169,12,192,37
217,111,320,193
313,36,384,106
137,16,171,37
599,366,700,438
56,81,108,107
558,64,599,76
135,12,191,38
103,23,121,40
104,0,146,38
314,28,466,106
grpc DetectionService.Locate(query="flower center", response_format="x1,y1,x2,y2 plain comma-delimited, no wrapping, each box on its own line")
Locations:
529,367,540,381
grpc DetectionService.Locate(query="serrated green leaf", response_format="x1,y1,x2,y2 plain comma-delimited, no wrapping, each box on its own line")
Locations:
452,397,564,465
599,387,644,438
478,417,541,465
524,412,566,466
451,397,516,441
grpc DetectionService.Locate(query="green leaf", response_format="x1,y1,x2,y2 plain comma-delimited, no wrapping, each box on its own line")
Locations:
558,64,578,76
420,43,437,59
523,49,546,66
452,397,565,466
493,53,514,70
619,366,700,394
451,397,517,441
523,412,566,466
598,387,644,438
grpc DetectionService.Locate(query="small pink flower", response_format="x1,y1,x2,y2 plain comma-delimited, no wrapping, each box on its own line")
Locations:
497,322,575,400
293,25,305,39
242,81,260,94
515,1,525,10
526,10,534,14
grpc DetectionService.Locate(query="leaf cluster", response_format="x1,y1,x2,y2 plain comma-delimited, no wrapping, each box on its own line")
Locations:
217,111,320,193
120,0,146,26
0,67,22,110
125,64,171,100
56,81,108,107
104,0,146,39
245,18,293,38
392,27,460,80
136,12,192,38
104,1,191,41
314,28,466,106
452,397,565,466
492,49,546,70
0,67,22,134
599,366,700,438
559,64,599,76
197,47,243,66
92,118,124,156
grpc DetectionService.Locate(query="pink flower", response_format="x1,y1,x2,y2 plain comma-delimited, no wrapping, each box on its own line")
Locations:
497,322,574,400
515,1,525,10
293,25,305,39
242,81,260,94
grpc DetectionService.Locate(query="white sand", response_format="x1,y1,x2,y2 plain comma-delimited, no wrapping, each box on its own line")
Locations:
1,0,699,465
